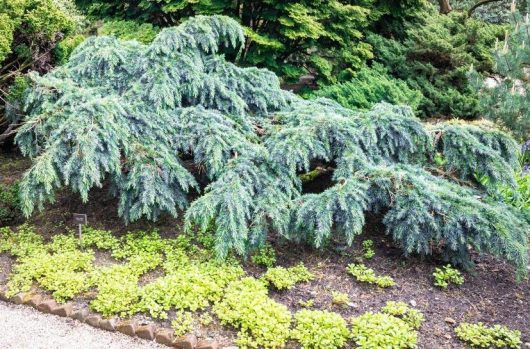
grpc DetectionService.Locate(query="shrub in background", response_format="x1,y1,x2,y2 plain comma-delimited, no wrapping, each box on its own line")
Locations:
97,20,159,44
313,63,423,111
0,0,85,145
369,4,503,118
0,182,20,224
469,4,530,142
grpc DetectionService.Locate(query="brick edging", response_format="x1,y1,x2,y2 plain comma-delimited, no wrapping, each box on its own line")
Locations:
0,286,220,349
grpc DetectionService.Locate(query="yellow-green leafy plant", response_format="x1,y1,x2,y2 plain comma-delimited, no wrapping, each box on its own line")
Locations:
250,243,277,268
89,251,163,317
172,310,195,337
1,228,94,302
455,322,521,348
134,260,244,319
291,309,351,349
262,263,313,290
298,299,315,308
213,277,292,348
331,291,350,308
351,312,417,349
433,264,464,289
361,239,375,259
346,263,395,288
80,227,120,250
381,301,424,330
199,312,214,326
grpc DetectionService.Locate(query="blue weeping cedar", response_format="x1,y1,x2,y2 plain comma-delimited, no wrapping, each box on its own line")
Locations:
15,15,528,278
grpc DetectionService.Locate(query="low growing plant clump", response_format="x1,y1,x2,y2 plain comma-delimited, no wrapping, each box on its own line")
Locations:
172,311,195,337
250,243,277,268
291,309,351,349
455,322,522,348
381,301,424,330
346,263,395,288
262,263,314,290
361,239,375,259
350,312,418,349
331,291,350,308
213,277,292,348
433,265,464,289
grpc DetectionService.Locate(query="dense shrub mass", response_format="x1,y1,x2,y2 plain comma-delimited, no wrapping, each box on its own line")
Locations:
469,7,530,141
369,4,503,118
313,63,423,111
76,0,425,83
14,16,529,278
0,0,85,144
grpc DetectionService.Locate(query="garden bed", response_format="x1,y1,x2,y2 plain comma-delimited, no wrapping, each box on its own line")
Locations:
0,152,529,349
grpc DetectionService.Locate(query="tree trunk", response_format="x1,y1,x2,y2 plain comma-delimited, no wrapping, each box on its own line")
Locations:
438,0,452,14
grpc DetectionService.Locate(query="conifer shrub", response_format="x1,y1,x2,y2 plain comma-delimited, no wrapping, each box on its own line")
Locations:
313,63,423,111
368,4,503,118
469,4,530,141
14,15,529,278
97,20,159,44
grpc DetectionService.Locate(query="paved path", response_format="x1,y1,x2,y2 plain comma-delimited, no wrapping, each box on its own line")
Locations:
0,301,166,349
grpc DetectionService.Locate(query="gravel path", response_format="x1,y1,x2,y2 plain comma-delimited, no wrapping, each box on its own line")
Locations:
0,301,166,349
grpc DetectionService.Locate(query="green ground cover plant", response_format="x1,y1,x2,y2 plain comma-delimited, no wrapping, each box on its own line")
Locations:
433,264,465,289
0,182,20,224
291,309,350,349
250,243,277,268
262,263,313,290
213,277,292,348
346,263,395,288
331,291,350,308
350,312,418,348
361,239,375,259
381,301,424,330
455,322,522,348
12,15,530,280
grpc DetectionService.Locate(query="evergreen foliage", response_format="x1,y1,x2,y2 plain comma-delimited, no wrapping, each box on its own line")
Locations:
76,0,425,83
313,63,423,111
469,4,530,141
369,4,504,118
0,0,85,145
16,16,530,278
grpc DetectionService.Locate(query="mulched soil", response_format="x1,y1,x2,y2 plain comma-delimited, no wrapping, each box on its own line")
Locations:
1,150,529,348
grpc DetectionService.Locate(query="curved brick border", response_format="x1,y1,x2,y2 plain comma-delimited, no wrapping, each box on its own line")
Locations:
0,286,222,349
